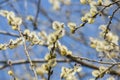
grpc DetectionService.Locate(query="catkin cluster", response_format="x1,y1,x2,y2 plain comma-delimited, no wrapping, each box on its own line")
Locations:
61,66,82,80
90,25,119,58
49,0,71,10
0,10,22,30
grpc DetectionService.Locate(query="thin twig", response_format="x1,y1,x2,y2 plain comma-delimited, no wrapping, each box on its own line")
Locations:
66,55,120,76
104,6,120,39
0,30,19,37
95,64,116,80
33,0,41,30
75,0,120,32
0,59,72,69
18,30,38,80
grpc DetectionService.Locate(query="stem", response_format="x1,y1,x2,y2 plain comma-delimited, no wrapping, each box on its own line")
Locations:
18,30,38,80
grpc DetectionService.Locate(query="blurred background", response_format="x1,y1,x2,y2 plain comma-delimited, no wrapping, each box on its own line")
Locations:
0,0,120,80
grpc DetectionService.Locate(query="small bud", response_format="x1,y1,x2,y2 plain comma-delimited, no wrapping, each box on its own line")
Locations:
8,70,13,76
108,16,112,19
67,22,77,34
52,21,64,30
80,0,87,4
11,25,19,30
81,17,87,22
92,70,100,77
97,0,103,6
88,18,94,24
99,66,106,72
26,15,34,21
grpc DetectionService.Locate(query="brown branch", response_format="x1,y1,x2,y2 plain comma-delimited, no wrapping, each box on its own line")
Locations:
0,30,19,37
95,64,115,80
112,0,120,7
18,30,38,80
104,6,120,39
1,54,120,76
0,59,72,69
66,55,120,76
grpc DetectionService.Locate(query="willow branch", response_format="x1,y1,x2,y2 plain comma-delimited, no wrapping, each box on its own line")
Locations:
0,30,19,37
0,59,72,69
75,0,120,32
18,30,38,80
66,55,120,76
